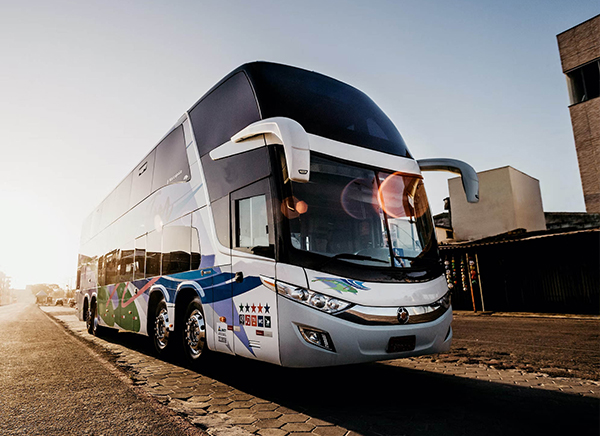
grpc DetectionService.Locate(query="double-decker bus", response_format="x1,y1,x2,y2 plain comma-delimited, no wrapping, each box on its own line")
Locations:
75,62,479,368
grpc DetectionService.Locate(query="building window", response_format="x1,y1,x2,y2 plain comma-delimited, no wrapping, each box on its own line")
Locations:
567,60,600,105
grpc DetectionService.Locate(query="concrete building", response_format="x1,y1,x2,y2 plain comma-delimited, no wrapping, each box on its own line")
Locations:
557,15,600,213
446,166,546,241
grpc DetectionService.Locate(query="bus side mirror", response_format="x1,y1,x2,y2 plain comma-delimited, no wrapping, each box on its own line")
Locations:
417,158,480,203
210,117,311,183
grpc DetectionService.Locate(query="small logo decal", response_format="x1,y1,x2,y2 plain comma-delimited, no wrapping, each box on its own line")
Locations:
397,307,410,324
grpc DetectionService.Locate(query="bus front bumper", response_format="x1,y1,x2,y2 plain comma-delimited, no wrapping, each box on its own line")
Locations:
277,295,453,368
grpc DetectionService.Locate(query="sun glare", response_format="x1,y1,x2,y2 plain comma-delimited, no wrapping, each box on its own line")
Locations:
0,192,78,289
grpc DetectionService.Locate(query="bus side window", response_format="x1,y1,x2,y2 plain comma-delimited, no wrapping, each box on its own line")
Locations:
105,250,118,285
231,178,275,258
134,235,146,280
152,126,190,192
146,230,161,278
101,173,133,230
189,71,260,157
161,215,192,276
191,226,201,270
119,242,134,283
130,149,156,209
98,255,105,286
236,195,269,248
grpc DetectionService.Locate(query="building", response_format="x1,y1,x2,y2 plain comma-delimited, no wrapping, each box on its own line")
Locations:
557,15,600,214
445,166,546,241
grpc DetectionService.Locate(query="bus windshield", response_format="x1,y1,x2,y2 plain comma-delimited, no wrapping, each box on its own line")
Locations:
281,154,438,278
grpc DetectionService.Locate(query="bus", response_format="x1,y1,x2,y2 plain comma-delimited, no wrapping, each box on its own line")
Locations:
75,62,479,368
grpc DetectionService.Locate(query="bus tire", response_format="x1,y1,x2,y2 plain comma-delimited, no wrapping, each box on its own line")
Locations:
181,297,207,365
86,300,97,335
152,300,171,356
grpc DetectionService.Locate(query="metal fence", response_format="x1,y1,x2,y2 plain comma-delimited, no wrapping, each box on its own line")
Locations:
440,229,600,315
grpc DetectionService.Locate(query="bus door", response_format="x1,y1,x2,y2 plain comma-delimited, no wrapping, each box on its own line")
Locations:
228,179,279,364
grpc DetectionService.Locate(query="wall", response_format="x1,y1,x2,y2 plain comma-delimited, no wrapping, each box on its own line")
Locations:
441,230,600,315
568,99,600,213
557,15,600,213
448,166,546,241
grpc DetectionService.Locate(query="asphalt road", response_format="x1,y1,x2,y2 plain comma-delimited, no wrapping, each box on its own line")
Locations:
447,314,600,380
2,303,599,436
0,303,202,436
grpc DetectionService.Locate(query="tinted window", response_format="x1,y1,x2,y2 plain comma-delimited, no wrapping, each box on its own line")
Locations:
134,235,146,280
104,250,119,285
162,215,192,275
201,146,271,202
152,126,190,192
146,230,161,277
98,255,105,286
189,72,261,156
248,63,411,158
191,226,201,270
211,196,230,248
118,245,134,283
101,173,133,229
130,149,156,208
90,204,103,238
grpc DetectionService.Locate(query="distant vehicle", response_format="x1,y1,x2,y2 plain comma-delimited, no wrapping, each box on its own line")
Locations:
68,298,76,308
55,298,64,306
76,62,478,368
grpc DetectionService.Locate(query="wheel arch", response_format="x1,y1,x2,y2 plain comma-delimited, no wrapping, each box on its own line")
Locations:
174,282,205,332
147,285,170,334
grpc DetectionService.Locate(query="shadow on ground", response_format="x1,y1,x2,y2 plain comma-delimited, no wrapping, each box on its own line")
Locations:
93,328,599,436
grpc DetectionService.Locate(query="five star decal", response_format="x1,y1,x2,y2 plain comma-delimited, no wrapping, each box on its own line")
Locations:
238,302,272,328
239,303,270,314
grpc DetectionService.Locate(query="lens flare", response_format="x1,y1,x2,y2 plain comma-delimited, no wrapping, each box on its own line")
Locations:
281,196,308,219
341,177,378,219
377,172,427,219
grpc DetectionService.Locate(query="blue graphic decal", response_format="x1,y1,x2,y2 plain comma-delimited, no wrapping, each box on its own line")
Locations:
110,269,265,356
312,277,370,294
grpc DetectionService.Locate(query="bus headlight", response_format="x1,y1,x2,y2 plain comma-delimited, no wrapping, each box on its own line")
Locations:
433,292,451,309
272,279,352,314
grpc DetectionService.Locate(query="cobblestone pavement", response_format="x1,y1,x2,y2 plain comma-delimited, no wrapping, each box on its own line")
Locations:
42,306,600,436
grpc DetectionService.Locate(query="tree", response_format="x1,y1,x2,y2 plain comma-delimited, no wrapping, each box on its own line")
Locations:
0,271,11,305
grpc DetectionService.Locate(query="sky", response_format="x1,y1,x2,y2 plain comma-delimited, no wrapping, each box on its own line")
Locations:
0,0,597,289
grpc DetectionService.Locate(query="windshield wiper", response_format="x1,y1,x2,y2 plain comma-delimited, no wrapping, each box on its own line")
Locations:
322,253,390,268
392,253,437,268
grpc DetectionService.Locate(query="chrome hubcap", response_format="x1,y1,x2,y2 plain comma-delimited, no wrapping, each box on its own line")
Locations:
185,309,205,357
154,308,169,350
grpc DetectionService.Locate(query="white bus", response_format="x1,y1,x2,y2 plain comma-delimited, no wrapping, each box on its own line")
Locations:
76,62,479,368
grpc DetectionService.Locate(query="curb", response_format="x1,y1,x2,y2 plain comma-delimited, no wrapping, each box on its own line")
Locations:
453,310,600,321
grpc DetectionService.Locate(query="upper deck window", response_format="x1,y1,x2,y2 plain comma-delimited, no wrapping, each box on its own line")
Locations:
190,72,261,156
248,63,411,158
152,125,190,191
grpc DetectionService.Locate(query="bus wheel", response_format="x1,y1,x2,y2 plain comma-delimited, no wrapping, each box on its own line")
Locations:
182,298,206,365
153,300,171,355
86,301,97,335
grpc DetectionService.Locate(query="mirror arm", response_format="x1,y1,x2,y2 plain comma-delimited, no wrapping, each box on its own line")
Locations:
232,117,310,183
417,158,480,203
210,117,310,183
